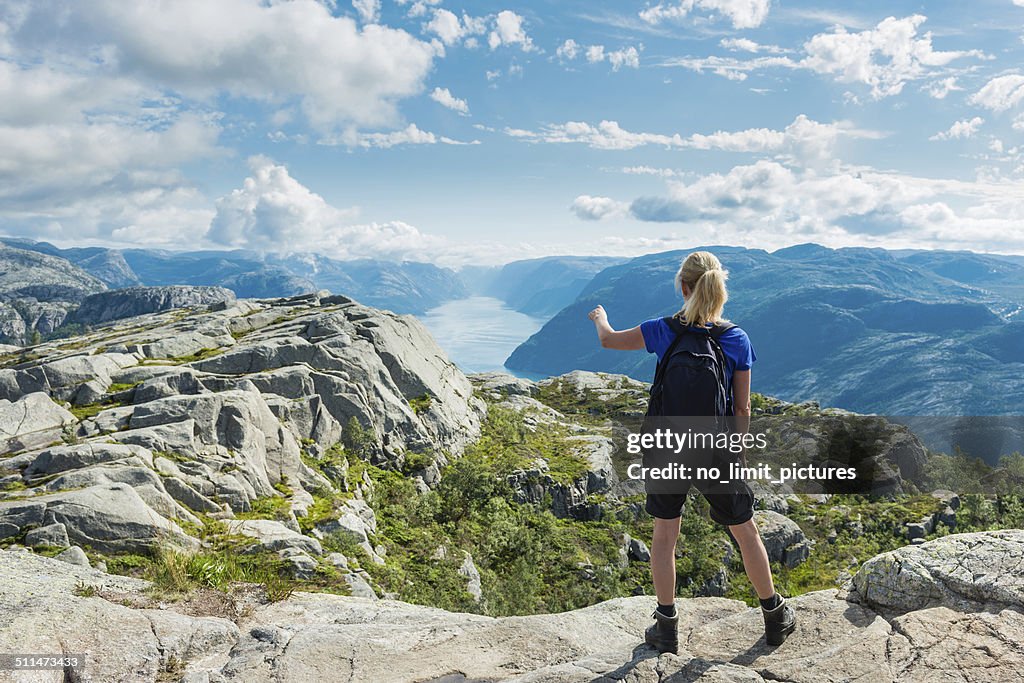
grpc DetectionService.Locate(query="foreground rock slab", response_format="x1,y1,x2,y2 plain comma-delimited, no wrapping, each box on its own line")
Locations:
3,530,1024,682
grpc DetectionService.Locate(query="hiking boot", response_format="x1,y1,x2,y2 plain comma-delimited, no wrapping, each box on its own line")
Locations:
762,596,796,646
644,609,679,654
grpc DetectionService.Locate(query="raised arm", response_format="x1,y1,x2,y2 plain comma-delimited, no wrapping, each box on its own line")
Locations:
588,305,645,351
732,369,751,416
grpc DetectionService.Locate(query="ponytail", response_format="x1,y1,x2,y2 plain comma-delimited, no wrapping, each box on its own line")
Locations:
675,251,728,326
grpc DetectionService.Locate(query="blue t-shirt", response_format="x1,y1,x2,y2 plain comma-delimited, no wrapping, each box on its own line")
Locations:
640,317,756,406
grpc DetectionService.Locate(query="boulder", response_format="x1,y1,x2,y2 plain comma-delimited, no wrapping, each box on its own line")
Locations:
314,499,378,558
20,440,153,479
752,510,810,568
628,537,652,562
343,571,378,600
0,483,196,554
55,545,90,567
469,371,538,397
459,553,483,602
850,529,1024,615
0,392,75,453
279,547,319,580
23,522,70,549
226,519,322,556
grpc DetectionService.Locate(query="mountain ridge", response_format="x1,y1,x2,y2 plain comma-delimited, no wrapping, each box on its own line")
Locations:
506,244,1024,416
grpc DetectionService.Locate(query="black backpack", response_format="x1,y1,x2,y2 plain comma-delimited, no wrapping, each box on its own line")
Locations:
646,316,735,418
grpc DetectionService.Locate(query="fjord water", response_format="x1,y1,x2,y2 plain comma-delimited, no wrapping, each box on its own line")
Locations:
420,296,547,377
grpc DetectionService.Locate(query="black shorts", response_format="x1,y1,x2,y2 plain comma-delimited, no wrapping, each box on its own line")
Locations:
645,478,755,525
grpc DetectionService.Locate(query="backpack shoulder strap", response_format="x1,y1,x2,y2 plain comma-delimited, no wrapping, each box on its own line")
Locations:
651,317,685,388
709,321,736,339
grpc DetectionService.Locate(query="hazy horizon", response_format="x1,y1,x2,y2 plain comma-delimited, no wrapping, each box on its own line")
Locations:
5,235,1024,271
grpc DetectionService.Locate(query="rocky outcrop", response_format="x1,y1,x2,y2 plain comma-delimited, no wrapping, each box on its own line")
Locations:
67,285,236,325
849,529,1024,615
0,392,75,453
0,244,107,342
0,293,482,562
2,530,1023,682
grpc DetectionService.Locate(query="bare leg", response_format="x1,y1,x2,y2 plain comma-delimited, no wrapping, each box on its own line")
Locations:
728,518,775,599
651,517,681,605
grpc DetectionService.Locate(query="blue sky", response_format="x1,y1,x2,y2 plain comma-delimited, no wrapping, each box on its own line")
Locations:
2,0,1024,264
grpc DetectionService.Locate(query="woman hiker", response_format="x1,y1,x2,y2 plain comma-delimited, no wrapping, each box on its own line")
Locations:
588,250,796,653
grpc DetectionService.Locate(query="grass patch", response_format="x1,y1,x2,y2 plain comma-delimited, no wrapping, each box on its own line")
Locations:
534,377,646,424
409,394,432,415
463,403,590,485
236,495,292,522
107,381,142,393
164,347,224,364
0,479,27,492
73,581,99,597
70,402,114,421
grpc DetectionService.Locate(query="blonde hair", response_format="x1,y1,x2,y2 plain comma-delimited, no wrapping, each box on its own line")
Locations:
675,251,728,326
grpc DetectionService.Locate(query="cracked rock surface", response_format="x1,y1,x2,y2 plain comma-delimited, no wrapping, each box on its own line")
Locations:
2,530,1023,682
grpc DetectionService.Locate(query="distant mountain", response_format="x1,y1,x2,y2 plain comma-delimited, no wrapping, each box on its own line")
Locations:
506,244,1024,416
0,238,140,289
2,239,465,315
272,255,467,314
217,267,315,299
895,250,1024,306
456,265,501,296
481,256,626,317
0,245,106,343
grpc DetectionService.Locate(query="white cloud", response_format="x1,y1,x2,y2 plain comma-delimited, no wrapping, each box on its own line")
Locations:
352,0,380,23
509,120,685,150
1014,113,1024,131
608,46,642,71
556,39,580,60
570,43,643,70
397,0,442,18
423,9,488,47
208,156,445,259
488,11,534,52
430,87,469,114
616,159,1024,251
801,15,986,98
325,123,477,148
662,15,986,99
507,115,881,163
929,117,984,141
925,76,960,99
0,57,225,246
571,195,630,221
7,0,439,132
640,0,773,29
660,54,795,81
720,37,787,54
621,166,683,178
969,74,1024,112
424,9,462,45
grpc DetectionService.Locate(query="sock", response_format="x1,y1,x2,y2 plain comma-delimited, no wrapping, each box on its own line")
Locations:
656,602,677,618
759,594,783,611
